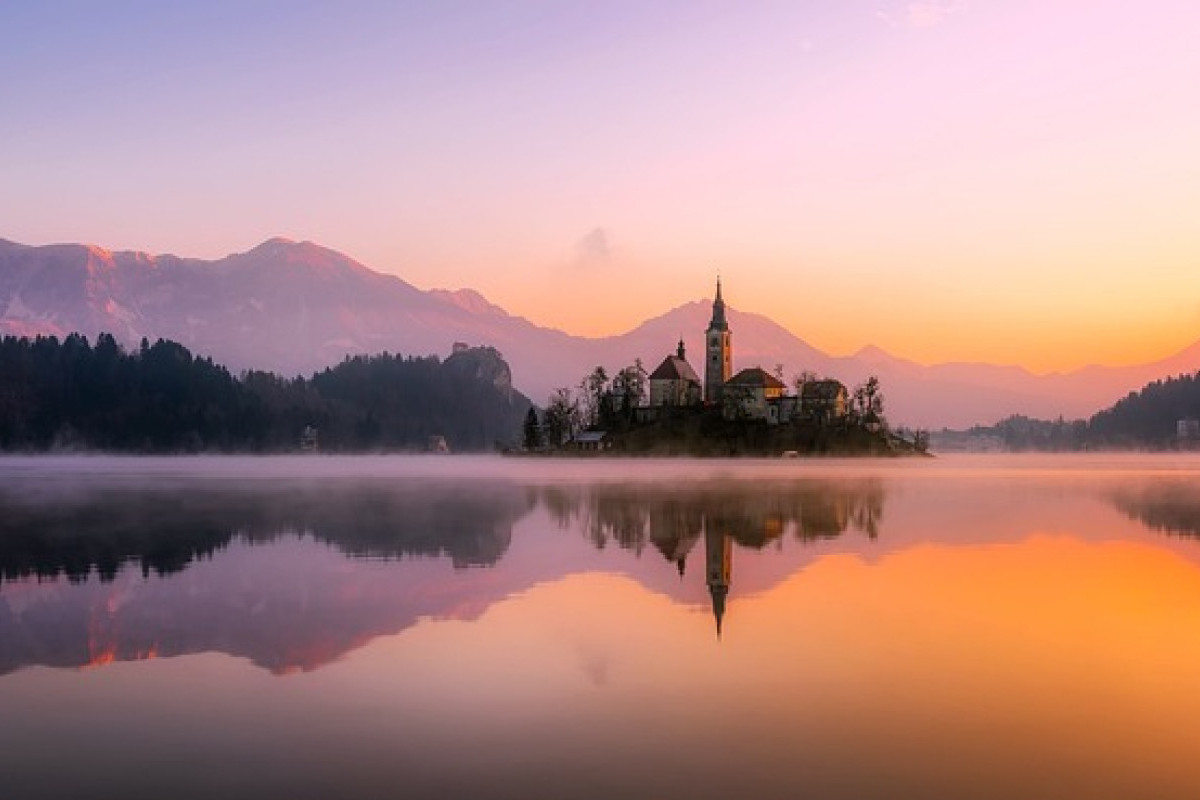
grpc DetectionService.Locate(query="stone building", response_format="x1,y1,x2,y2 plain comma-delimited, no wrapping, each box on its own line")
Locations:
648,340,702,407
723,367,788,421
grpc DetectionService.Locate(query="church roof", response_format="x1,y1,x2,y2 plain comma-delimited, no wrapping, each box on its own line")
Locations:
725,367,786,390
649,355,700,383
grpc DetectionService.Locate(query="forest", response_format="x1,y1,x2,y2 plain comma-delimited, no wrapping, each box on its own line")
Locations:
966,370,1200,450
0,333,531,452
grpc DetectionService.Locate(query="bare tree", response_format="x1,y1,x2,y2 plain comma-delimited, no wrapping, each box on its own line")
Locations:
578,366,609,429
611,361,647,416
544,387,581,447
793,370,819,394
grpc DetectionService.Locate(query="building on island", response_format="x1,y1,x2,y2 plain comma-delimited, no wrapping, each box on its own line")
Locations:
637,278,850,427
722,367,789,422
568,431,612,451
704,278,733,404
648,340,702,407
800,379,849,423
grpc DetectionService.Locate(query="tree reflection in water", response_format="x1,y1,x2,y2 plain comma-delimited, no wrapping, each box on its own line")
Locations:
1109,480,1200,539
0,476,888,672
537,479,884,557
0,481,537,586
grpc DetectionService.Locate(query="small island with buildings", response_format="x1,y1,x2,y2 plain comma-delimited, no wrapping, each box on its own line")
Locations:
524,280,929,457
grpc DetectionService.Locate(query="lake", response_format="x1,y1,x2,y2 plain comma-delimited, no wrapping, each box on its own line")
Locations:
3,453,1200,799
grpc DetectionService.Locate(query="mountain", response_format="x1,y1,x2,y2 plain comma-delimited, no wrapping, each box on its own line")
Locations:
3,236,1198,429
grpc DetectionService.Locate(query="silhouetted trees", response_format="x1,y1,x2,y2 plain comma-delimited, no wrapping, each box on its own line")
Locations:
967,370,1200,450
522,407,542,450
0,333,530,452
1090,371,1200,446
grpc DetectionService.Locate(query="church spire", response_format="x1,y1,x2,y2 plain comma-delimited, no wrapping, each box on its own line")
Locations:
710,276,727,330
704,276,732,403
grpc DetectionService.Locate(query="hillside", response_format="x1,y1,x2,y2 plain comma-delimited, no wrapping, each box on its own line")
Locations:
4,236,1199,428
954,370,1200,450
0,333,530,452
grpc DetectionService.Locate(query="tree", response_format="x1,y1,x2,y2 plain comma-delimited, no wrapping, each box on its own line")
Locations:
543,388,580,447
862,376,884,415
852,375,884,423
611,361,647,418
523,407,542,451
793,370,819,394
579,366,609,429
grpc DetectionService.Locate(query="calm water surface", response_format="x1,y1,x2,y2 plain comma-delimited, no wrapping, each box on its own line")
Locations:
3,454,1200,799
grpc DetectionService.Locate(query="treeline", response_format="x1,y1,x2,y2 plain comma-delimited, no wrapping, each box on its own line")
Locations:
0,333,530,452
968,371,1200,450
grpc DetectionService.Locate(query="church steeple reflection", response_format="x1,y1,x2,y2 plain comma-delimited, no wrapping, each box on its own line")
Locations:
538,479,886,639
705,525,732,638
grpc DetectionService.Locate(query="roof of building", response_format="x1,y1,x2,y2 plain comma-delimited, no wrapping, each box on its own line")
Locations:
571,431,609,443
649,354,700,383
725,367,786,390
800,379,847,400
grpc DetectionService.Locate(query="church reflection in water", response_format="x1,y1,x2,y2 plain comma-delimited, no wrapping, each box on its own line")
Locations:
706,525,731,637
0,477,888,673
537,480,886,637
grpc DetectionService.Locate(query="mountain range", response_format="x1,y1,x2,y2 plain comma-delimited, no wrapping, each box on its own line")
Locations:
3,235,1197,429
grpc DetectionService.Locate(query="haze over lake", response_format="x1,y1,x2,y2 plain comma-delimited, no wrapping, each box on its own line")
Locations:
4,454,1200,799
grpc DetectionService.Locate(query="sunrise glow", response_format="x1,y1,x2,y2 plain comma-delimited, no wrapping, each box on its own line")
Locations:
2,2,1198,371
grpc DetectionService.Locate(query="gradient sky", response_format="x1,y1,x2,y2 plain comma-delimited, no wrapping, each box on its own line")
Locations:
3,1,1199,371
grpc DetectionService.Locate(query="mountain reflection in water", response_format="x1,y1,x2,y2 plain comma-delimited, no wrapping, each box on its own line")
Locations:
0,476,884,673
6,456,1200,800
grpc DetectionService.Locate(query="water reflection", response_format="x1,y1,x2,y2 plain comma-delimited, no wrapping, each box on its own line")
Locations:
6,458,1200,800
7,467,1200,677
539,480,884,555
1110,480,1200,538
0,481,533,674
536,480,884,636
0,476,887,673
0,481,532,585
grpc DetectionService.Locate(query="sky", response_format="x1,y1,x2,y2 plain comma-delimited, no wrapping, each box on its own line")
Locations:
3,0,1199,372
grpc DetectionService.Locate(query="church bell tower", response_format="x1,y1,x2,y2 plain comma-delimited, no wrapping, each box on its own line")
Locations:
704,278,732,403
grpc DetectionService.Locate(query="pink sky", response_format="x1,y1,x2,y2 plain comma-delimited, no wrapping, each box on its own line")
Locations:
3,1,1198,371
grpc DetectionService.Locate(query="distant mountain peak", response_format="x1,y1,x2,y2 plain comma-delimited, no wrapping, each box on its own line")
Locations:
429,288,509,317
250,236,298,251
232,237,381,280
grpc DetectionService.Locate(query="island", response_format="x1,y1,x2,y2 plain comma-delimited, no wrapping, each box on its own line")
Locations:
523,280,929,457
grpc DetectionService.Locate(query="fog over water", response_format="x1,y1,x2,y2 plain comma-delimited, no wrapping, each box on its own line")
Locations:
3,454,1200,799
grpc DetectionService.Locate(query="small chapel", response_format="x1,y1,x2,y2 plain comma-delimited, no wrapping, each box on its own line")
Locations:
644,278,847,425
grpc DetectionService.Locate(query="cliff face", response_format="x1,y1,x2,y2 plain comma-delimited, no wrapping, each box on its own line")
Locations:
445,346,514,399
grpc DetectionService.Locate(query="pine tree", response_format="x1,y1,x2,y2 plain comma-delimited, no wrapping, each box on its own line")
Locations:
523,407,542,451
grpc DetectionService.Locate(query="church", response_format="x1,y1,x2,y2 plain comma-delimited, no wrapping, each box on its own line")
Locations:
645,278,847,425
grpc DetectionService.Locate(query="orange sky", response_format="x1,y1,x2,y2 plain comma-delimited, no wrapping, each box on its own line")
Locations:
3,2,1199,371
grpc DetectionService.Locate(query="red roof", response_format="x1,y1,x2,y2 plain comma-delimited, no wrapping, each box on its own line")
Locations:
649,355,700,383
725,367,787,390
